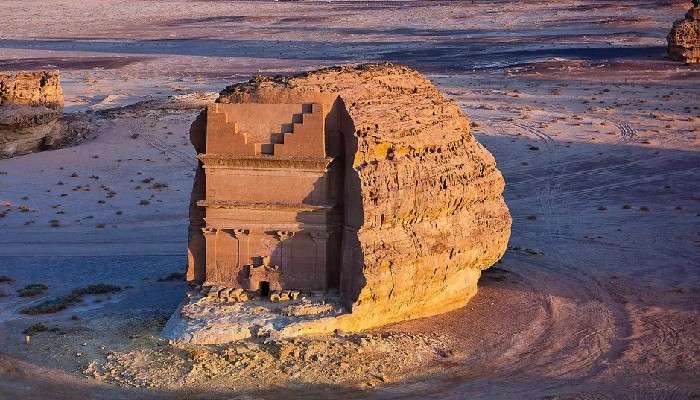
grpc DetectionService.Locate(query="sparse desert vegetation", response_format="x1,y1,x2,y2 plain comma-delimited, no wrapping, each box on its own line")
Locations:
17,284,48,297
21,284,121,315
0,0,698,399
23,323,62,336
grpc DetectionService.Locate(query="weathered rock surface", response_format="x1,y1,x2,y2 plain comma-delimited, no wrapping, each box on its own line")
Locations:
0,70,64,108
87,329,452,389
668,6,700,64
0,70,88,158
163,290,346,344
185,63,511,338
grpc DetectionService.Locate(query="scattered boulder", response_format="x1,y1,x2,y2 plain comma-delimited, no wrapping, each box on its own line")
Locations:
0,70,88,158
20,284,121,315
668,5,700,63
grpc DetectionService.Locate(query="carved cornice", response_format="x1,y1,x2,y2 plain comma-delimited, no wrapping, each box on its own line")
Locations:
197,200,333,212
198,154,333,171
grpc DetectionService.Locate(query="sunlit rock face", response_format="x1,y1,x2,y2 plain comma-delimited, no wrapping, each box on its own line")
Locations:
0,70,64,108
185,63,511,337
0,71,63,158
1,70,87,158
668,6,700,64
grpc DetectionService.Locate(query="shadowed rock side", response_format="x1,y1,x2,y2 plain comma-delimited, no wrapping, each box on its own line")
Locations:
187,63,511,336
668,6,700,63
0,70,88,158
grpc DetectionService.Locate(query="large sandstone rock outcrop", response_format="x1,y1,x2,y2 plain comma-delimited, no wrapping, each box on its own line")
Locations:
187,63,511,336
668,6,700,63
0,70,87,158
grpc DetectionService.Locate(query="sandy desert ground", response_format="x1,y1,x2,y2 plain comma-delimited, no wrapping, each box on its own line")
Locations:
1,1,699,399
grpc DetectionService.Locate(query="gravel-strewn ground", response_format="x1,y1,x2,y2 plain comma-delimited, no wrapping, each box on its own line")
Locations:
1,1,699,399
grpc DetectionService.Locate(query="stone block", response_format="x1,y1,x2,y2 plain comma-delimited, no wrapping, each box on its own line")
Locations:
279,291,290,301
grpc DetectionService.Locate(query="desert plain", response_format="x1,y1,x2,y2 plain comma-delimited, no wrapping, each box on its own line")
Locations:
1,1,699,399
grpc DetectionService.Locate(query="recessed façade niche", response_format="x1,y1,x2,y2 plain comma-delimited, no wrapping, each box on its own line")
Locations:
187,98,361,303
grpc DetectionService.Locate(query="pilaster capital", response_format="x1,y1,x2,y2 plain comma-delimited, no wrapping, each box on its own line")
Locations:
275,230,296,241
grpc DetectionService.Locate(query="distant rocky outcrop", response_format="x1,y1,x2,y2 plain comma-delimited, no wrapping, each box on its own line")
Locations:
668,6,700,64
0,70,64,107
180,63,511,340
0,70,88,158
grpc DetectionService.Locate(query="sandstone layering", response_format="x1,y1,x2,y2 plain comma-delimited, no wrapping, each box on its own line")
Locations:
0,70,87,158
668,5,700,63
181,64,511,339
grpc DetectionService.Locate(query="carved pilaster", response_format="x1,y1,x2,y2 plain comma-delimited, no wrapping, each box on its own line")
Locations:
310,230,331,291
201,228,218,282
273,230,295,272
233,228,250,268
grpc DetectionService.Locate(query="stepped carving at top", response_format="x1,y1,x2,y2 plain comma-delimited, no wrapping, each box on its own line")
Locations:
205,102,326,158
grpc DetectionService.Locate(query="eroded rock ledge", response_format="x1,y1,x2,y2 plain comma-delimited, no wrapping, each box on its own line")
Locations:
0,70,88,158
178,63,511,341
